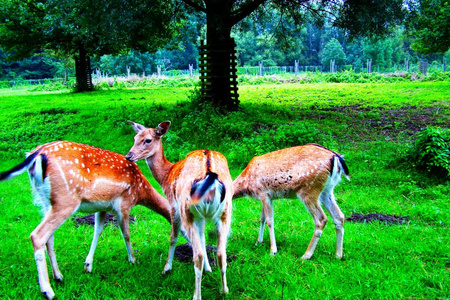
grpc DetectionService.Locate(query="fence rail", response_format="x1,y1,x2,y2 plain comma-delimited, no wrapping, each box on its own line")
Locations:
1,61,447,88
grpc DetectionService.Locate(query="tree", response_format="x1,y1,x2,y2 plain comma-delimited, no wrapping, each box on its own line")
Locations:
407,0,450,54
0,0,181,91
180,0,407,111
321,38,346,70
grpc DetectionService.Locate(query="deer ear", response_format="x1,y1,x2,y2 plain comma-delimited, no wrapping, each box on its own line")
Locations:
128,121,146,133
156,121,171,136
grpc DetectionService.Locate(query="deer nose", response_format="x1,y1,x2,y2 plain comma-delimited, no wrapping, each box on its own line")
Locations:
125,152,135,161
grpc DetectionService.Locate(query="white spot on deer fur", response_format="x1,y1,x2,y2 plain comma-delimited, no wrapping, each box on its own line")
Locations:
87,168,90,173
81,163,85,168
75,158,79,164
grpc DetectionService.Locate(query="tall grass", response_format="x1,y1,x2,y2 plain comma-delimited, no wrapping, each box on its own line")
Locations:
0,81,449,299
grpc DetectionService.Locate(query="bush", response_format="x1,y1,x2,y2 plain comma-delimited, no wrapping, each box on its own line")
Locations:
409,126,450,176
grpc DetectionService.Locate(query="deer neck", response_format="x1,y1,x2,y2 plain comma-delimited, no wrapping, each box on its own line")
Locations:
137,183,172,223
145,147,173,186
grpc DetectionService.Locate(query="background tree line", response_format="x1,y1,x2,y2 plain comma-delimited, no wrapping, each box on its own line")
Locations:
2,22,448,81
1,0,448,108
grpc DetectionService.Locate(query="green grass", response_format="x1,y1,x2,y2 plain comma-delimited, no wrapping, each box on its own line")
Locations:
0,82,449,299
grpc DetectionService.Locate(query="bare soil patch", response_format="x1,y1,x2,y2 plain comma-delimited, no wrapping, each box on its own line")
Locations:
346,213,410,225
300,105,449,139
73,213,136,226
174,243,237,265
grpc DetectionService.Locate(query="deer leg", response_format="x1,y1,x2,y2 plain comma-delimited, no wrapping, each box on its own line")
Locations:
190,229,204,300
320,191,345,259
84,211,107,272
163,215,180,274
46,234,62,281
260,194,277,255
299,194,328,260
30,204,78,300
117,209,135,264
197,219,212,272
257,206,265,244
216,206,231,295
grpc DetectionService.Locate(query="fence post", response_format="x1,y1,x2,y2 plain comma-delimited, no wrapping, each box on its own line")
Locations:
443,57,447,72
258,61,263,76
367,59,372,73
127,66,131,78
157,65,162,77
189,64,193,77
419,61,429,75
295,60,299,76
404,58,409,72
330,59,335,73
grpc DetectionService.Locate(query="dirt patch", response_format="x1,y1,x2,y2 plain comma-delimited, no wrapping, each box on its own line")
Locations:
299,105,449,139
174,243,236,265
346,213,409,225
73,213,136,226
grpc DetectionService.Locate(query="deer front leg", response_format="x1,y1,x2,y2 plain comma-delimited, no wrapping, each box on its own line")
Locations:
163,218,180,274
117,210,135,264
84,211,107,272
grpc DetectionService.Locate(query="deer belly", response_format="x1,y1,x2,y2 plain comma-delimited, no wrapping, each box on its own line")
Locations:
78,197,123,213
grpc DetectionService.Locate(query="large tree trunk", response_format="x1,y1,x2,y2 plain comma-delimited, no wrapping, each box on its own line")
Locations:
75,44,93,92
204,0,239,111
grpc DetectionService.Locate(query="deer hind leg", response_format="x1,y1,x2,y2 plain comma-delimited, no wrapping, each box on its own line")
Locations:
31,203,79,300
259,193,277,255
84,211,107,272
320,191,345,259
46,234,62,282
117,209,135,264
299,193,328,260
257,207,265,244
197,219,212,272
216,205,231,295
190,228,204,300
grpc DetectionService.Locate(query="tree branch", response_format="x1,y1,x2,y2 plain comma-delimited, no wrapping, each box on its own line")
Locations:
231,0,268,25
181,0,207,13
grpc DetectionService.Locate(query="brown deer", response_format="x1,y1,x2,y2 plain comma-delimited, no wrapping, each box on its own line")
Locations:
0,141,171,299
126,121,233,300
233,144,349,259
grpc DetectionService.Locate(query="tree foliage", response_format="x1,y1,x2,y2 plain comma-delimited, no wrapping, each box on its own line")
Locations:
0,0,183,89
321,38,346,67
407,0,450,54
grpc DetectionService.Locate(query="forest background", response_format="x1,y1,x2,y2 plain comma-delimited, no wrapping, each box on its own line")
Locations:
1,9,449,82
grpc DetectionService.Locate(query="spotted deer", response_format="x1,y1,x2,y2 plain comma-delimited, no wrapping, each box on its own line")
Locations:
126,121,233,300
233,144,349,259
0,141,171,300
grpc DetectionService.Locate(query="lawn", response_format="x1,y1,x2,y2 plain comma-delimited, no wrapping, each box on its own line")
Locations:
0,81,449,299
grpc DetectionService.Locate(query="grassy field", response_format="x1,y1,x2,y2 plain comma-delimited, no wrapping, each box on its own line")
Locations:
0,81,449,299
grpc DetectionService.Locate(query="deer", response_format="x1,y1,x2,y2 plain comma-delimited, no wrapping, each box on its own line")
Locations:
233,144,350,259
125,121,233,300
0,141,171,300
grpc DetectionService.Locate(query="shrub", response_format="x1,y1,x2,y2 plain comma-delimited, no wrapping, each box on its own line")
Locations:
409,126,450,176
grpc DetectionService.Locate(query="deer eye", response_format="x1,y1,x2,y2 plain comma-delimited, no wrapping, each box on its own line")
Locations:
144,138,152,144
